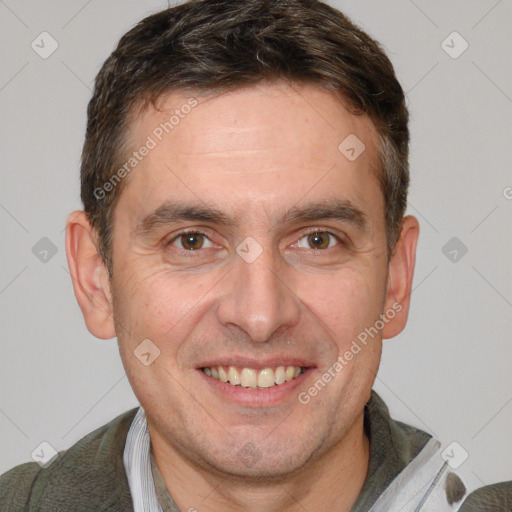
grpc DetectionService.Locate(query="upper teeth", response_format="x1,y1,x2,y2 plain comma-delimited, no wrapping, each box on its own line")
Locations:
202,365,304,388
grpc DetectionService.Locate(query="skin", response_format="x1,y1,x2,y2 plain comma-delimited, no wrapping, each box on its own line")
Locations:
66,81,419,511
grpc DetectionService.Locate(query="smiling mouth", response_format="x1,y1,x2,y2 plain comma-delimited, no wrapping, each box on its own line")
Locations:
201,365,307,389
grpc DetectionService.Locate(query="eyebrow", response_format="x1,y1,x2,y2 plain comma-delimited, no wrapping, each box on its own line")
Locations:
135,201,235,233
134,198,369,234
279,198,369,232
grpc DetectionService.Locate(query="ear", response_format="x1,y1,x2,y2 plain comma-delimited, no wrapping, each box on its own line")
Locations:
382,215,420,339
65,211,116,340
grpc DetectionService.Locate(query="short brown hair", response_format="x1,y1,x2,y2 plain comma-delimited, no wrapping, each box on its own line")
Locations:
81,0,409,273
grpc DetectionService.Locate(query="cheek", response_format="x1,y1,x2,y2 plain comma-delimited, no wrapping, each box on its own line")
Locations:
297,265,385,348
112,265,218,349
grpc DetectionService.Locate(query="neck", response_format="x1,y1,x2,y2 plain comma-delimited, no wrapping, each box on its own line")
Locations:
150,412,370,512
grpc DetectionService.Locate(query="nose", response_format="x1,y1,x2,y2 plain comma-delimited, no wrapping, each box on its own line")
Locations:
216,245,301,343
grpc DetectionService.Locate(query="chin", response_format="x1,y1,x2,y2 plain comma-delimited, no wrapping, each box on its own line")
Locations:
196,435,325,483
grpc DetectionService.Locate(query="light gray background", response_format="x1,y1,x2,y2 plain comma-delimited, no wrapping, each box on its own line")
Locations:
1,0,511,490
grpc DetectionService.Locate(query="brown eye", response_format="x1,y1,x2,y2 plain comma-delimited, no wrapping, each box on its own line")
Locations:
307,232,331,249
173,232,210,250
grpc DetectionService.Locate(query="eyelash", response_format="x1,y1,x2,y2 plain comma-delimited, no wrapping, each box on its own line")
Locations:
166,229,213,251
292,229,345,250
166,228,347,253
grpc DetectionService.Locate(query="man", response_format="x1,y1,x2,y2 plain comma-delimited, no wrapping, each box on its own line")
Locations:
0,0,510,510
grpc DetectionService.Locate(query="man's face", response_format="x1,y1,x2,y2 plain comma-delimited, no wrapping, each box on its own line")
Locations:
110,82,391,477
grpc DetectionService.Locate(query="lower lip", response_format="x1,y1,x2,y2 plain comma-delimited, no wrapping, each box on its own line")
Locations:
197,368,315,407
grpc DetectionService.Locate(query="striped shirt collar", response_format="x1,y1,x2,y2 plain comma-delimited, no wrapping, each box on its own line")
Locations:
123,407,163,512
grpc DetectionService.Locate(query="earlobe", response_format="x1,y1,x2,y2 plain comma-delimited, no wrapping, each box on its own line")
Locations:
382,215,420,339
65,211,116,340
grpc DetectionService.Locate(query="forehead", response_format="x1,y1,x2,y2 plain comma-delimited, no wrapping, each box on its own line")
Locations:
117,82,383,226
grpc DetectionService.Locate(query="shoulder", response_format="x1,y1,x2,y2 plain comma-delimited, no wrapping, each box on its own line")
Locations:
0,407,139,512
459,481,512,511
0,462,41,511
